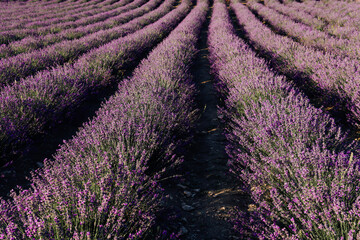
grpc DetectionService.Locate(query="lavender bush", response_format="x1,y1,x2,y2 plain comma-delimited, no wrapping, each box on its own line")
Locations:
209,0,360,239
0,0,208,238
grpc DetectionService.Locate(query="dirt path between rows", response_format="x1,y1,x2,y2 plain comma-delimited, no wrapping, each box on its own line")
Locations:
158,6,250,239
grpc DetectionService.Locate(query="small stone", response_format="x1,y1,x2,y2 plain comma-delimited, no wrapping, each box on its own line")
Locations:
36,162,44,168
182,203,195,211
181,217,188,223
219,206,226,211
177,183,187,189
184,190,192,197
178,226,188,236
165,194,173,200
248,204,257,211
193,188,200,192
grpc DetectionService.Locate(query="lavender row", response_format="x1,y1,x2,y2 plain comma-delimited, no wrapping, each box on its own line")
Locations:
0,0,105,25
265,0,325,31
0,0,158,59
247,1,360,60
287,1,360,41
0,0,111,21
0,0,184,167
0,0,109,29
0,0,106,18
0,0,79,16
209,1,360,238
297,0,360,26
0,0,169,88
0,0,133,45
231,0,360,129
0,0,125,32
0,0,130,32
0,0,207,238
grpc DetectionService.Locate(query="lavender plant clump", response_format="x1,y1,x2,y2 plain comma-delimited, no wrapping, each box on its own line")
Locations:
0,0,208,238
208,0,360,239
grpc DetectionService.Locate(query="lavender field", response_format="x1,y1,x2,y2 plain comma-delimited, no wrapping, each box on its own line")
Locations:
1,0,360,239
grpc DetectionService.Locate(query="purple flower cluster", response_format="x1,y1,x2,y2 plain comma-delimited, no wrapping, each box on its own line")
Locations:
0,0,172,87
0,0,133,44
208,0,360,239
231,0,360,129
247,1,360,60
0,0,161,59
0,0,185,166
0,0,208,238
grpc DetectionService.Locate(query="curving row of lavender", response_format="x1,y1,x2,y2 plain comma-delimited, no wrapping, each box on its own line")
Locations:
0,0,160,59
231,0,360,130
0,0,115,24
1,0,119,30
0,0,93,20
0,0,105,29
0,0,208,238
209,0,360,238
286,0,360,41
294,0,360,27
0,0,184,166
0,0,168,87
247,1,360,60
0,0,113,31
0,0,133,44
264,0,325,32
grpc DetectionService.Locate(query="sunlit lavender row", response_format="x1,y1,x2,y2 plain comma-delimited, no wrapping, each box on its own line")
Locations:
232,0,360,130
0,0,174,86
0,0,90,18
247,1,360,60
0,0,182,168
0,0,114,30
285,0,360,41
0,0,123,27
209,0,360,238
0,0,207,238
0,0,161,59
0,0,161,60
0,0,132,44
